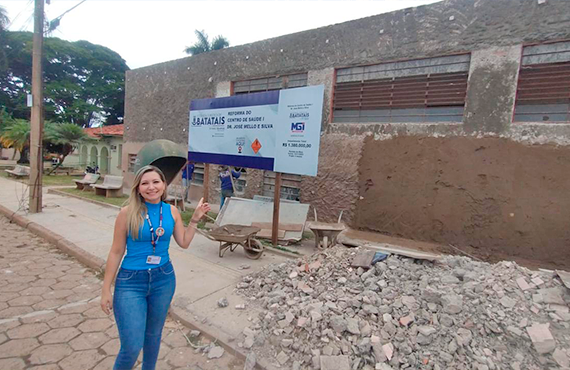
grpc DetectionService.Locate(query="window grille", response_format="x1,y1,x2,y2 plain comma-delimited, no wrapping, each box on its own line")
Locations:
262,171,301,201
192,163,205,186
234,73,308,94
514,41,570,123
127,154,137,173
333,54,470,123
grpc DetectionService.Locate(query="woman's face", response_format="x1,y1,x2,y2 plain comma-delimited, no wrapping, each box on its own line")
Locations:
138,171,165,204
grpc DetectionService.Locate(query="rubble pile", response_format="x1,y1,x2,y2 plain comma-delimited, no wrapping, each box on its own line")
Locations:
235,246,570,370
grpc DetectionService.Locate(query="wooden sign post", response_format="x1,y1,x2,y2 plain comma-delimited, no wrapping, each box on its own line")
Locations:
203,163,210,203
271,172,282,246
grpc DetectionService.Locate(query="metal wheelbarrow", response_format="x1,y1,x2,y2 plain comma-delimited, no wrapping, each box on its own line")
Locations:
307,209,345,250
205,225,264,259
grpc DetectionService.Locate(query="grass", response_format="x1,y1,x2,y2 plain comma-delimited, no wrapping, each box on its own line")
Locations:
1,169,80,187
59,188,128,207
180,209,218,229
259,239,301,255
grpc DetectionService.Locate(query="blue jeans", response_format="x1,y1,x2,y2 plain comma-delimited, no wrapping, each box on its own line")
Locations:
113,261,176,370
220,189,233,208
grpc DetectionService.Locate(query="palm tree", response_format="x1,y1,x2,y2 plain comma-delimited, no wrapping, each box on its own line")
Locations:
0,119,30,163
44,122,92,174
184,30,229,55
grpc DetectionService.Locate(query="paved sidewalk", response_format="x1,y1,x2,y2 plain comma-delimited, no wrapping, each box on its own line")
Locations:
0,216,244,370
0,176,289,369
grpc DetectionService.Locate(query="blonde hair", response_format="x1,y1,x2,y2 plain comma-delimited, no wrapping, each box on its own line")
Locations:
125,165,168,239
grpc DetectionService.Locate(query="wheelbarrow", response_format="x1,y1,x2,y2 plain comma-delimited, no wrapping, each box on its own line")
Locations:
205,225,264,260
307,209,345,250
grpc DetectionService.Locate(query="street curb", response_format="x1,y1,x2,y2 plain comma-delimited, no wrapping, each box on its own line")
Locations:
0,203,272,370
47,188,121,210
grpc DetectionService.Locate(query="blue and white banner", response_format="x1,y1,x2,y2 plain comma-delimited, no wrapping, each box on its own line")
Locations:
188,85,324,176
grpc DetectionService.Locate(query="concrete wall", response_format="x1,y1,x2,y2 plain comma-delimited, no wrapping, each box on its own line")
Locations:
124,0,570,267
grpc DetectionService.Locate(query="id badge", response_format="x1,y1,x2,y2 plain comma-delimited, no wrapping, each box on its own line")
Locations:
146,255,161,265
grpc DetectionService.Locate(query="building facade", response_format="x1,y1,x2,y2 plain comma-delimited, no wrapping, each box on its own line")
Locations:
65,124,124,176
123,0,570,267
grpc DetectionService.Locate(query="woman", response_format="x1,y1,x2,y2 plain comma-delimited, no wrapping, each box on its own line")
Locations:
100,165,210,370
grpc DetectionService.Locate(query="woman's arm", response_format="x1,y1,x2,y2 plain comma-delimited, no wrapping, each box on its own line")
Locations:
172,198,211,249
100,208,128,314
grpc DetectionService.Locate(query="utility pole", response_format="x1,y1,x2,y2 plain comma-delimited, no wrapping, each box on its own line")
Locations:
29,0,44,213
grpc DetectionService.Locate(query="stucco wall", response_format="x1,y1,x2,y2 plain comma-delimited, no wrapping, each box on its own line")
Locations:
356,135,570,268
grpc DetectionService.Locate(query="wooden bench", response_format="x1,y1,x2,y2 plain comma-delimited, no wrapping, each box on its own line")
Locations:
73,173,100,190
5,165,30,178
90,175,123,198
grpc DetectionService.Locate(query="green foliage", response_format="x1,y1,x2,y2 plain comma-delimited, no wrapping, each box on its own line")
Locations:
0,6,9,73
0,119,30,151
44,122,92,172
0,119,91,168
0,32,129,126
184,30,230,55
0,107,14,134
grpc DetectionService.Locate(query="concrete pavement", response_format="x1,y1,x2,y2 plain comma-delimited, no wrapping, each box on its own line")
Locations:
0,175,290,369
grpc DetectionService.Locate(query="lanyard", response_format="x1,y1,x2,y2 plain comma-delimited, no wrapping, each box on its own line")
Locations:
145,203,163,255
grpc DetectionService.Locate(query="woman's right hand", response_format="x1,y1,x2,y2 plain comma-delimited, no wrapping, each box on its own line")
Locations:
100,289,113,315
191,197,211,222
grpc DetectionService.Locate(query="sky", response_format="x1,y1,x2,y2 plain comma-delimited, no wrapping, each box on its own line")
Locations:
1,0,440,70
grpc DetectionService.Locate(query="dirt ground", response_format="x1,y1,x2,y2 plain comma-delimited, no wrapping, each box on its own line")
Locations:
356,135,570,270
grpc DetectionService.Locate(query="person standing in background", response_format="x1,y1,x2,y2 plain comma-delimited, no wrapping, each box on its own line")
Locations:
181,162,194,202
219,165,240,208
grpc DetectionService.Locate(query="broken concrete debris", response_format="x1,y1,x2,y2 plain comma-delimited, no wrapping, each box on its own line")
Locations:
207,345,225,359
235,246,570,369
217,297,229,308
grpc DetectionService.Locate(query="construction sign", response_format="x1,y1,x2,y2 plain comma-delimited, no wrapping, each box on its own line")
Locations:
188,85,324,176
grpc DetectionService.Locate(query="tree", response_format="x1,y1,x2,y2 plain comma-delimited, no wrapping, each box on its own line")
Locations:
0,32,129,126
1,119,92,169
0,5,9,73
0,119,30,163
44,122,92,174
184,30,229,56
0,6,7,29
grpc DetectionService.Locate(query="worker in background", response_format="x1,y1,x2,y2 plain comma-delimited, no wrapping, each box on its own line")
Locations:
181,161,194,202
219,165,240,208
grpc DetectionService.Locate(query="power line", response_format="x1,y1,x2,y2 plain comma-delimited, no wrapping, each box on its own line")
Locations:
7,0,34,29
48,0,87,33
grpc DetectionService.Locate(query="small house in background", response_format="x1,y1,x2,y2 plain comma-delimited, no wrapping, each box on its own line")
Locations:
65,124,124,176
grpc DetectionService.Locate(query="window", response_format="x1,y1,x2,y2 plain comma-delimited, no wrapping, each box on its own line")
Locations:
127,154,137,173
514,41,570,123
333,54,470,123
233,73,308,94
263,171,301,201
192,163,205,186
